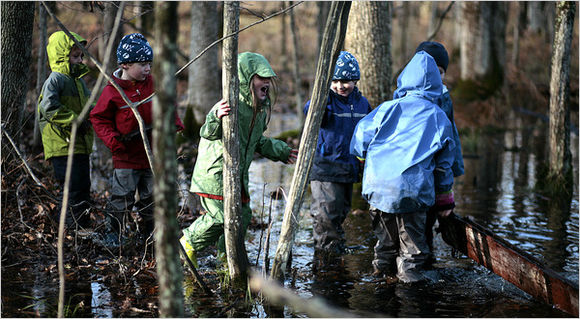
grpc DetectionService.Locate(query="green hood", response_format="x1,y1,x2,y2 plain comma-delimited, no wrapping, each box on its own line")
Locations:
47,31,89,77
237,52,276,107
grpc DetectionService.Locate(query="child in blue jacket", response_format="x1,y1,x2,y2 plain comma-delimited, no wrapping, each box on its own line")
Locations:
414,41,464,256
350,51,456,283
304,51,372,255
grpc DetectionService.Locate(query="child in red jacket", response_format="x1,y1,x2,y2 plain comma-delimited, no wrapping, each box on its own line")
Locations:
90,33,183,248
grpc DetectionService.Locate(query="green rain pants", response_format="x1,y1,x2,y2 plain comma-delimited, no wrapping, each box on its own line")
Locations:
182,196,252,253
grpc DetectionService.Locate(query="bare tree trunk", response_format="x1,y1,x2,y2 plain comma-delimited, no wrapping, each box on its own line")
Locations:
1,1,35,148
270,1,351,282
222,1,248,288
152,2,184,317
345,1,392,108
280,2,289,73
428,2,438,38
399,1,410,66
100,1,123,75
459,2,507,94
548,1,575,188
33,3,48,150
137,1,155,36
288,1,303,126
511,2,526,67
316,1,331,54
188,1,221,124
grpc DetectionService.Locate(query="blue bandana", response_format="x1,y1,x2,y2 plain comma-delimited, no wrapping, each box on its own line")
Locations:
333,51,360,81
116,33,153,64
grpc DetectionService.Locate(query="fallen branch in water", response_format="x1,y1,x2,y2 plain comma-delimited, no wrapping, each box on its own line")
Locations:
249,271,353,318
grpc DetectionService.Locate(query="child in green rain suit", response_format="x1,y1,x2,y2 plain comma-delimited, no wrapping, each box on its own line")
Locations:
38,31,94,228
180,52,298,265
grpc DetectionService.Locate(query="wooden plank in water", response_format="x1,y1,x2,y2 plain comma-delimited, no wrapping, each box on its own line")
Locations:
439,213,579,317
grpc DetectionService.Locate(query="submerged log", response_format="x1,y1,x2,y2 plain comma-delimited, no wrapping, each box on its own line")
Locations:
439,213,579,317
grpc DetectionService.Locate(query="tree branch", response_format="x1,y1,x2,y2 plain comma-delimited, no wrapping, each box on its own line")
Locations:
427,1,455,42
175,1,304,76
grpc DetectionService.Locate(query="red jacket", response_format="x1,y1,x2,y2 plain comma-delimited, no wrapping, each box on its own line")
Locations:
90,71,184,169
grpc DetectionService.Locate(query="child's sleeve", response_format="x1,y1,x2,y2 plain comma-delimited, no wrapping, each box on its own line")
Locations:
38,77,78,127
433,126,457,210
89,92,125,153
255,136,291,162
199,103,222,140
349,107,378,160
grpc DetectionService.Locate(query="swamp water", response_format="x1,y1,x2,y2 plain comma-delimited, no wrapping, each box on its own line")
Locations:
2,111,578,317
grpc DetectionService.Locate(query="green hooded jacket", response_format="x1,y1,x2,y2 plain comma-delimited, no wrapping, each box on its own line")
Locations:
38,31,93,160
190,52,291,197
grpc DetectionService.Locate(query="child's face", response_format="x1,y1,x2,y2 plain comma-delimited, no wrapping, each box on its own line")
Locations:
331,80,356,97
252,75,271,102
69,46,84,65
438,66,446,81
121,62,151,81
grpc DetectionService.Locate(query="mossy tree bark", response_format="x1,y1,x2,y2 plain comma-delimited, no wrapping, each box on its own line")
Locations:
270,1,351,282
345,1,392,108
547,1,575,191
1,1,35,147
222,1,249,288
152,2,184,317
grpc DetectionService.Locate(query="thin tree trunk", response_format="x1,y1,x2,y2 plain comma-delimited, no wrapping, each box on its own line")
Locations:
1,1,35,147
345,1,392,108
33,3,47,150
152,2,184,317
548,1,575,187
270,1,351,282
287,1,303,126
222,1,248,288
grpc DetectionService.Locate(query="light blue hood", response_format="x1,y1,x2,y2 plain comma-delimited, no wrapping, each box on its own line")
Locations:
350,52,455,213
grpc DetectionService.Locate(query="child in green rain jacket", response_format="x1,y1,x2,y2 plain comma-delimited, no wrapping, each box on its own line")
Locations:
38,31,93,228
180,52,298,266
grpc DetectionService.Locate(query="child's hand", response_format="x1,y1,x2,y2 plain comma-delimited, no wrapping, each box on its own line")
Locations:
285,149,298,164
438,209,453,218
215,99,231,119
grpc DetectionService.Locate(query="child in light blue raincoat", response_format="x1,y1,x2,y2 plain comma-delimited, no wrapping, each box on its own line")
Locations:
350,51,456,283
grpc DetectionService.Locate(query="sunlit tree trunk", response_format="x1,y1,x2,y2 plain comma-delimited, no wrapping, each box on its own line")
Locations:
222,1,248,288
547,1,575,189
1,1,35,147
33,3,48,150
188,1,221,124
152,2,184,317
459,2,507,94
345,1,392,108
271,1,351,282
